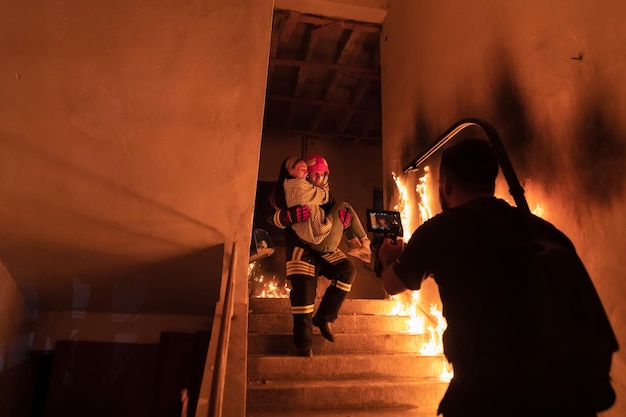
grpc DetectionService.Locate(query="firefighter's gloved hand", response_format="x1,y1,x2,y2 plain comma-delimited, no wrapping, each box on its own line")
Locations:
283,205,310,226
378,237,405,267
339,208,352,230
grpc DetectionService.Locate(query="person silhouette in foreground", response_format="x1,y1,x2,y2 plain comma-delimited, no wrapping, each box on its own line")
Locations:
378,138,614,417
272,154,366,357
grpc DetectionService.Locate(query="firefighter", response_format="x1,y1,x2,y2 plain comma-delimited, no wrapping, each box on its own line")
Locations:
272,154,357,357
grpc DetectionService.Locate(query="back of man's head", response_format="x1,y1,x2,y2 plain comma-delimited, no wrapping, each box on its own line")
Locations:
440,138,499,192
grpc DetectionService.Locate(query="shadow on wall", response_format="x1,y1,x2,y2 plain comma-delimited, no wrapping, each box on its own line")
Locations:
0,133,221,246
571,96,626,209
487,46,625,216
489,48,535,172
20,244,225,317
394,44,626,219
75,244,225,316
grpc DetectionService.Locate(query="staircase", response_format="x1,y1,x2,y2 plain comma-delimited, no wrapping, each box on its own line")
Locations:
246,297,450,417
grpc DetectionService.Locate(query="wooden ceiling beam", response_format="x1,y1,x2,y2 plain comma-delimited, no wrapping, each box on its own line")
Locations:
293,21,344,99
310,106,326,132
325,30,361,132
280,11,300,42
336,108,356,133
311,20,345,36
293,31,320,97
290,20,346,128
335,75,371,133
273,9,381,34
287,22,318,128
264,127,381,143
351,78,372,104
296,14,380,34
267,94,378,114
324,30,359,98
267,10,383,144
270,58,380,78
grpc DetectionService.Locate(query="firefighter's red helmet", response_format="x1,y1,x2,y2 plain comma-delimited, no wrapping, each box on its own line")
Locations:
305,154,329,173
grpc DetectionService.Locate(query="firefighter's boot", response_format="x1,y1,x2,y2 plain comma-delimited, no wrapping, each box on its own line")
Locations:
313,285,348,342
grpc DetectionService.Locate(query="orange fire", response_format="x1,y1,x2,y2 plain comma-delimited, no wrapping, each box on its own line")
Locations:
416,166,433,221
248,261,290,298
388,290,426,334
391,172,414,242
390,167,452,381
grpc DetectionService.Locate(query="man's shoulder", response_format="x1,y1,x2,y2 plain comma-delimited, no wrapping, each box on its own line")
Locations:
451,197,516,222
456,197,572,246
464,196,512,211
429,197,511,222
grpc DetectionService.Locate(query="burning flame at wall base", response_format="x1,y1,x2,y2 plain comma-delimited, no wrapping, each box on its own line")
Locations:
248,262,290,298
387,290,452,381
391,167,453,381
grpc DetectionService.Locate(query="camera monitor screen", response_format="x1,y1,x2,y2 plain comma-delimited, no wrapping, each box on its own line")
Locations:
365,209,403,236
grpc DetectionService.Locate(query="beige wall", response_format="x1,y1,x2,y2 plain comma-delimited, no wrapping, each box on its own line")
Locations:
1,0,273,414
381,0,626,415
0,0,272,325
0,0,272,307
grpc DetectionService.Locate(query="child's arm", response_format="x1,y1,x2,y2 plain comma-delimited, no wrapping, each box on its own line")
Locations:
271,206,311,229
286,178,329,207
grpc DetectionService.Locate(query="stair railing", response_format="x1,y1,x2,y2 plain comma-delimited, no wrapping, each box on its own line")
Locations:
402,118,530,213
207,241,237,417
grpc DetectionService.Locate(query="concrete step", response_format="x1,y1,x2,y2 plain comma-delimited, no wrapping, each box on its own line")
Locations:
246,377,449,412
249,297,410,316
248,332,430,355
246,296,449,415
247,408,439,417
248,353,445,380
249,312,417,334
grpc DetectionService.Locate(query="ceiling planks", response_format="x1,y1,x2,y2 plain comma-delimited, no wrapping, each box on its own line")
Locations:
264,9,382,143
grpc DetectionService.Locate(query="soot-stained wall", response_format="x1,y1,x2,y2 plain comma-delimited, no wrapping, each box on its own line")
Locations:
380,1,626,415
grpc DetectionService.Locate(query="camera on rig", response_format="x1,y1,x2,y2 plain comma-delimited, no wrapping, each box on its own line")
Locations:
365,209,404,277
